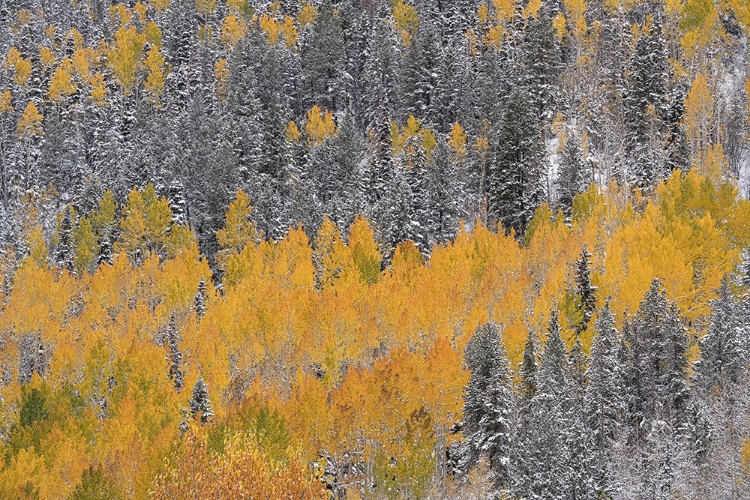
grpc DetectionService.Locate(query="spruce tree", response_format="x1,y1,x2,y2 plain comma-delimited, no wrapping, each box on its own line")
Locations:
631,278,690,428
623,19,671,190
520,5,562,122
519,330,538,402
194,277,207,320
189,376,213,425
462,321,514,489
166,312,184,392
584,302,624,497
556,136,592,219
55,206,74,272
697,279,744,390
489,87,546,236
574,245,598,334
523,310,576,499
301,0,347,112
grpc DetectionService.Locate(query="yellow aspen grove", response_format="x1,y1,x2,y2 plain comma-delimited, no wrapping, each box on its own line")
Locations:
195,0,217,16
259,14,283,45
297,3,318,27
448,122,468,157
7,48,32,86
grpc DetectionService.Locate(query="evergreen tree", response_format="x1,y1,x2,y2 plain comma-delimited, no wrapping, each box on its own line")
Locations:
522,310,576,499
194,277,207,320
623,19,671,190
189,376,214,425
489,87,546,235
556,136,592,219
425,139,461,244
301,0,348,112
462,321,514,489
584,302,624,497
520,5,562,122
697,279,745,390
518,330,538,402
55,206,74,272
166,312,184,392
574,245,598,334
631,279,690,428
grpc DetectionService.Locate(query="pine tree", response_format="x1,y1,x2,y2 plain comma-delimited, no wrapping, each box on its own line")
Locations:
584,302,624,497
426,138,461,244
520,5,562,122
194,277,207,320
55,206,75,272
489,87,546,236
697,279,744,390
574,245,598,334
189,376,213,424
166,312,184,391
300,0,347,112
556,136,592,219
631,278,690,428
623,19,671,190
520,310,577,499
462,321,514,489
519,330,538,402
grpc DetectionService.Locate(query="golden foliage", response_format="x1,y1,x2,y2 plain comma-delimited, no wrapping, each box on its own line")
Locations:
195,0,217,16
298,3,318,27
17,101,44,137
286,120,301,142
392,115,437,158
448,122,468,157
89,72,107,104
684,73,714,157
151,429,327,499
0,164,747,498
393,0,420,46
305,105,337,145
144,45,168,102
48,59,77,102
217,189,258,262
7,47,32,86
260,13,283,45
39,46,56,67
108,25,146,94
0,90,11,113
220,14,247,47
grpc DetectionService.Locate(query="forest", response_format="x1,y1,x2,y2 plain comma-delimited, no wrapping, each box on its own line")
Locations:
0,0,749,498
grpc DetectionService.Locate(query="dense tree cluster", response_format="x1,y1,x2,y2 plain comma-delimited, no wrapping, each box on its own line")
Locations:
0,0,748,265
0,0,749,497
0,171,748,497
462,278,750,499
